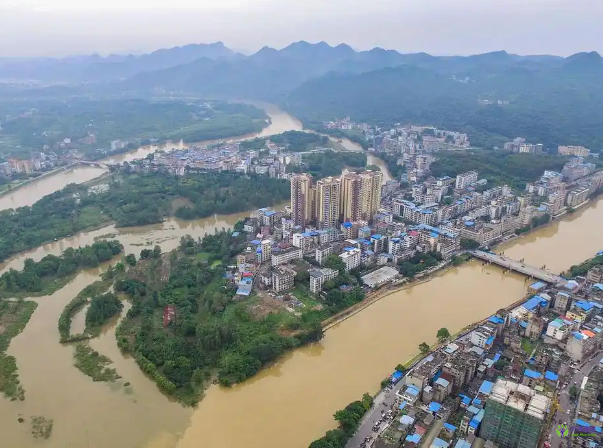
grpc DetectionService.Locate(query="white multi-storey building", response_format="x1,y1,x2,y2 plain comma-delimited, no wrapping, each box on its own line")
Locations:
339,248,361,271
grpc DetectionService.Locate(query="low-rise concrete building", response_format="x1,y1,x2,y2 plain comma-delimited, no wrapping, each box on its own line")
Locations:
272,267,296,293
309,268,338,294
271,247,303,266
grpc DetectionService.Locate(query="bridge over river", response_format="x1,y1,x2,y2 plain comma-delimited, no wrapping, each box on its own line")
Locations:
469,250,566,286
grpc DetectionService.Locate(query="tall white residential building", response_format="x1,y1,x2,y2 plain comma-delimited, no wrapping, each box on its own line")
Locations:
339,248,361,271
455,171,479,190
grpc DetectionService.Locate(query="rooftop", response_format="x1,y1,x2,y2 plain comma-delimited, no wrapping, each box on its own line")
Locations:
361,266,399,285
489,379,550,420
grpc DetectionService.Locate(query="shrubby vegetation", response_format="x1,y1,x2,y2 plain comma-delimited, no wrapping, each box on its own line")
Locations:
0,171,289,263
308,395,373,448
73,343,120,382
58,279,114,343
287,150,367,179
0,240,122,297
115,231,325,405
398,251,443,279
85,292,123,332
308,126,370,150
241,130,331,152
90,171,290,226
0,184,112,264
0,98,267,158
460,238,481,250
516,213,551,235
0,299,37,401
567,254,603,278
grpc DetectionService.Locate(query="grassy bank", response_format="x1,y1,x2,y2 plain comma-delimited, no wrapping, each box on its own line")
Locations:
58,278,113,343
73,343,121,382
0,299,38,401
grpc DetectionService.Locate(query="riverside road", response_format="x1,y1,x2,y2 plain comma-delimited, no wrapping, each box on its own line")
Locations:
550,353,603,448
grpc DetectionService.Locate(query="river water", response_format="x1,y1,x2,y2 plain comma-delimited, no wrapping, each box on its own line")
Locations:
0,103,388,210
1,105,602,448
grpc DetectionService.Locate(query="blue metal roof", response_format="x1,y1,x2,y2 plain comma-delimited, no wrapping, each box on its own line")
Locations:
486,336,494,345
342,221,353,228
523,296,545,311
432,438,449,448
467,406,480,415
392,371,404,380
455,440,471,448
479,381,494,395
443,423,457,432
524,369,543,379
406,434,422,444
371,234,382,240
489,316,504,324
575,301,594,311
429,402,442,412
545,371,559,381
406,385,420,396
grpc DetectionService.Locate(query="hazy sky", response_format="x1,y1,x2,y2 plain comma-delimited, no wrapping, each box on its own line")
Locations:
0,0,601,57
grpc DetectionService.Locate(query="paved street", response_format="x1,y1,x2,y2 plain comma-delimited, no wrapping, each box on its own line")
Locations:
346,333,474,448
549,354,603,448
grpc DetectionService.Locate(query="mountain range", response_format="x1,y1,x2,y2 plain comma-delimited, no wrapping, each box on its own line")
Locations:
1,41,602,150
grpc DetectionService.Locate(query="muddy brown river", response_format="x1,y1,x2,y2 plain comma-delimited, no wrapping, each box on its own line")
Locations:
1,104,602,448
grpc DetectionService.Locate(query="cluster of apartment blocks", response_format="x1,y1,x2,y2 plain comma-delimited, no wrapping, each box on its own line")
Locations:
503,137,596,159
0,151,60,176
146,139,306,178
375,269,603,448
387,323,552,448
390,162,603,247
290,170,384,230
236,204,454,295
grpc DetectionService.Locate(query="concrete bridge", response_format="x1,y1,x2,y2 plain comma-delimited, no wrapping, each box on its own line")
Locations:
469,250,566,286
79,161,109,168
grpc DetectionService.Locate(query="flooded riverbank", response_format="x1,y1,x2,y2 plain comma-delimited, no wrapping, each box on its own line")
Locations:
0,104,391,210
1,197,602,448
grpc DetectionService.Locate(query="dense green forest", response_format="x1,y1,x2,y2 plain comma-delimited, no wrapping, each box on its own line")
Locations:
304,125,369,150
58,279,115,343
85,292,123,330
285,58,603,151
287,150,367,179
0,99,267,159
0,240,123,297
95,171,290,225
240,130,331,152
429,151,570,189
398,251,443,279
115,231,325,404
0,171,290,263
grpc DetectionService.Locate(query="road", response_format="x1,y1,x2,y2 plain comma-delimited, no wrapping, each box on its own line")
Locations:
346,332,474,448
549,353,603,448
469,250,565,285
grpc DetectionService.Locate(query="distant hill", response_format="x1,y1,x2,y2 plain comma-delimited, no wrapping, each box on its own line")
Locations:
0,42,235,82
1,41,601,151
281,49,603,150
